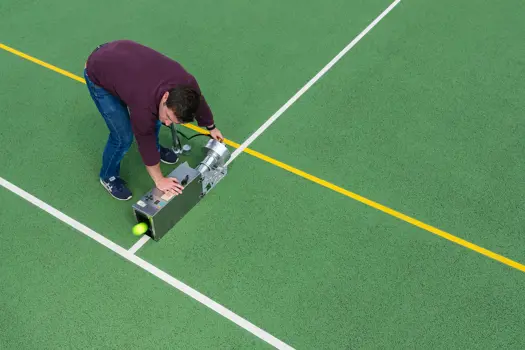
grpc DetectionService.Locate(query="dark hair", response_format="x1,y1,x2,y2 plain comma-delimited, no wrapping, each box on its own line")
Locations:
166,86,201,123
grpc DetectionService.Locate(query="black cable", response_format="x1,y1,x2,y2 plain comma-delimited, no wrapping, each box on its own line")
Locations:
176,130,211,140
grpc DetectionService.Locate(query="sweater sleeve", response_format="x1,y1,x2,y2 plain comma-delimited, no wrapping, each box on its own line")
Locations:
195,94,215,127
130,107,160,166
188,75,215,127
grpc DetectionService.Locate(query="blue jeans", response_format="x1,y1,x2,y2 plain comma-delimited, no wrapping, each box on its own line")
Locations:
84,68,161,180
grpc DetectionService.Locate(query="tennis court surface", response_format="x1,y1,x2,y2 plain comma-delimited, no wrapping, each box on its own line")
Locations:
2,0,525,348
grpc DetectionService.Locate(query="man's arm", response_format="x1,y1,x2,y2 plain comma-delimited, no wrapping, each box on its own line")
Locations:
195,94,224,141
194,94,214,127
130,108,183,194
187,77,221,134
145,163,164,184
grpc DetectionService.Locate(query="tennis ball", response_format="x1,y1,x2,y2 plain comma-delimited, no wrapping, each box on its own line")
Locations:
132,222,148,236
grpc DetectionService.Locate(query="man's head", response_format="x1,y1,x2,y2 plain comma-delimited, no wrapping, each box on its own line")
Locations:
158,86,200,126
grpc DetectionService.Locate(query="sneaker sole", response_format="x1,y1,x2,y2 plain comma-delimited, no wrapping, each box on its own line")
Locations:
160,157,179,165
99,179,132,201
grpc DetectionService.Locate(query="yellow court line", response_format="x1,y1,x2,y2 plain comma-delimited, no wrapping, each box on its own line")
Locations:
2,42,524,273
0,43,86,83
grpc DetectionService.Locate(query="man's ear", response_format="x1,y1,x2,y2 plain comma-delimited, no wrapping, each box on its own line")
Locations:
162,91,169,102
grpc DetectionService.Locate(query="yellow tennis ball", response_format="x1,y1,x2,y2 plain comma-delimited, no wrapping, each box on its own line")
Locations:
132,222,148,236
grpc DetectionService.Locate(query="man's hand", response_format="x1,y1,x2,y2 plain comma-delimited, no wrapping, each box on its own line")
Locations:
155,177,184,195
146,163,184,196
209,128,224,142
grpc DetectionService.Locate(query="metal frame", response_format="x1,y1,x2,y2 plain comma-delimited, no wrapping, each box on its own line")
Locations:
170,123,191,155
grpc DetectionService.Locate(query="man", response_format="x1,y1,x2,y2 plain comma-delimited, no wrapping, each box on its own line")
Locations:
84,40,223,201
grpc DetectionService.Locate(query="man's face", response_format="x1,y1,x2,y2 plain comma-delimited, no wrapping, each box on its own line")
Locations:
159,92,180,126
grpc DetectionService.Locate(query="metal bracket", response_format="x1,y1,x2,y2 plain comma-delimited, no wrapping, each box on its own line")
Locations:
170,123,191,155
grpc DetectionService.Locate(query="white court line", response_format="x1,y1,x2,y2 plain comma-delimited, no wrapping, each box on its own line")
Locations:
0,176,294,350
225,0,402,166
128,234,150,254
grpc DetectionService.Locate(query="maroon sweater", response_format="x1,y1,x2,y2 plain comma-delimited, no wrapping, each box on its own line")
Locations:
86,40,214,166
